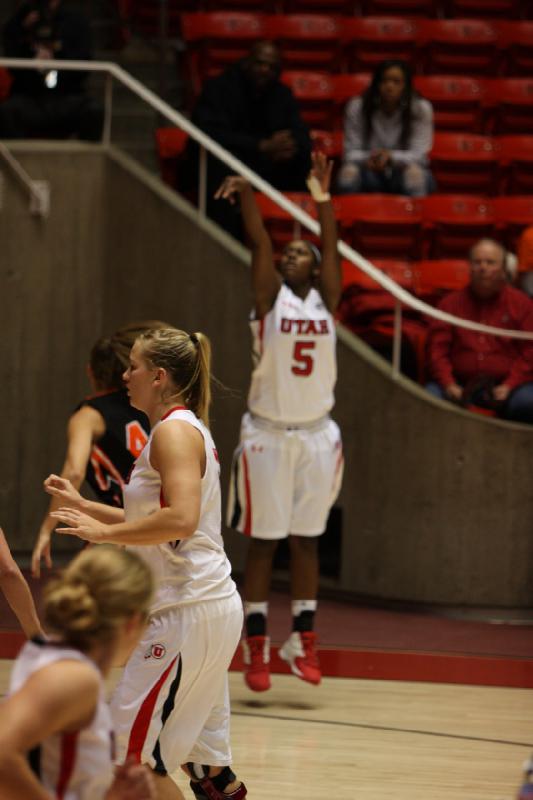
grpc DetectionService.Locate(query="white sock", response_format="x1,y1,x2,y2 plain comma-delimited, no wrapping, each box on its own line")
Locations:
292,599,317,616
244,601,268,618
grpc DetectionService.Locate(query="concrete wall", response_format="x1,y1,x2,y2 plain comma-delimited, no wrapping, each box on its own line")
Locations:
0,144,105,554
3,143,533,608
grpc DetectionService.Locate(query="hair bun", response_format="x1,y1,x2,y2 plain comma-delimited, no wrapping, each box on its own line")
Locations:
45,578,99,636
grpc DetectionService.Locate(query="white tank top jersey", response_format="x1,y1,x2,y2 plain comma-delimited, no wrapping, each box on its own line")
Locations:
9,639,114,800
123,407,236,614
248,284,337,424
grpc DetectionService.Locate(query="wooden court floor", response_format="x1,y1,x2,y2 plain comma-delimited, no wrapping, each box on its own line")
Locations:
2,661,532,800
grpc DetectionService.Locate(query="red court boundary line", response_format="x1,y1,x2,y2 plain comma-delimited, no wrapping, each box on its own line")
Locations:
2,632,532,688
230,646,533,689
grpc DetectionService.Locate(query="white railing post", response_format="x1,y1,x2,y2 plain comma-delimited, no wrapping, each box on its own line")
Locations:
198,146,207,218
392,301,403,380
102,72,113,146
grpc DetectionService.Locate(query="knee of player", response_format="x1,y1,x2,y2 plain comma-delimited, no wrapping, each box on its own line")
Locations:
289,535,318,555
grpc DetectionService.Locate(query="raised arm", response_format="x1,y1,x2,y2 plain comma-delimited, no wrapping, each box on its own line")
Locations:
51,420,204,546
32,406,104,577
308,152,341,313
215,176,281,318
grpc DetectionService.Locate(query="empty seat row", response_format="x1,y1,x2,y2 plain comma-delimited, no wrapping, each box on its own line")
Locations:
116,2,533,38
340,257,472,295
179,13,533,96
283,73,533,134
254,192,533,260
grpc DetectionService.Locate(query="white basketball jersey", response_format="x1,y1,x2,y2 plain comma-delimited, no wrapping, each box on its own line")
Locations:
9,639,114,800
123,407,236,613
248,284,337,424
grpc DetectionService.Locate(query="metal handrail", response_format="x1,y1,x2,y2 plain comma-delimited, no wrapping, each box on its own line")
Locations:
2,56,532,362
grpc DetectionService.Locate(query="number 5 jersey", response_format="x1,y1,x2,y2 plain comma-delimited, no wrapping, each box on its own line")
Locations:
248,283,337,424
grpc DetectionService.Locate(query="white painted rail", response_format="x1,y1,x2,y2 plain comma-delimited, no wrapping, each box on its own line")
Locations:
2,56,532,376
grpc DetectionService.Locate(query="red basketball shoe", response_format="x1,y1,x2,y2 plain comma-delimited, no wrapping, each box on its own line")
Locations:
242,635,271,692
279,631,321,685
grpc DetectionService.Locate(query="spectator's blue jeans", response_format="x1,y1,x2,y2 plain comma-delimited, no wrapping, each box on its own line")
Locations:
426,381,533,424
337,162,435,197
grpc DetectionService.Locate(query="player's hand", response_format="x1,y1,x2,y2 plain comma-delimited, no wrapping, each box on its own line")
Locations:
31,530,52,578
445,382,463,402
50,508,108,543
308,151,333,194
107,758,156,799
259,130,296,161
44,474,84,509
492,383,511,403
214,175,249,204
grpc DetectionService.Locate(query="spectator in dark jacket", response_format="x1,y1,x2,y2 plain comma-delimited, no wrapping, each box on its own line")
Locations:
190,40,312,238
426,238,533,423
0,0,103,140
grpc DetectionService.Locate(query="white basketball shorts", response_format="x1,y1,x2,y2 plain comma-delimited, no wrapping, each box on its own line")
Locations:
227,412,343,540
110,592,243,774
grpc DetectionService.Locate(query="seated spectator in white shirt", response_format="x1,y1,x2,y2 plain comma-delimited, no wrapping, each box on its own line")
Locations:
337,59,434,197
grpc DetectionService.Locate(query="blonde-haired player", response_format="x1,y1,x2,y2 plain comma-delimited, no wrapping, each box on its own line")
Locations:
48,327,246,800
0,545,155,800
216,152,343,692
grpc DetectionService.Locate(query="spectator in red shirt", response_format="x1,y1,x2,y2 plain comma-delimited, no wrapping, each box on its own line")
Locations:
426,238,533,423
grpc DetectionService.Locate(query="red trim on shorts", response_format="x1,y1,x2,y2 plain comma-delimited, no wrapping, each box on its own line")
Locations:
126,656,179,762
241,450,252,537
56,731,79,799
161,406,187,421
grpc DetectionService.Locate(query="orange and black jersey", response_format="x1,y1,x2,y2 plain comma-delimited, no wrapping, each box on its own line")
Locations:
80,389,149,507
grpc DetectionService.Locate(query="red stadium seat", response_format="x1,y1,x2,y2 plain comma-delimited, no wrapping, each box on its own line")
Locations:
204,0,280,8
342,17,419,73
359,0,437,14
417,20,500,77
335,194,422,260
341,258,415,291
500,22,533,77
281,71,334,128
254,192,319,251
429,133,500,195
155,127,188,188
493,196,533,254
284,0,354,11
413,76,485,134
421,195,496,259
266,14,341,71
445,0,522,18
338,257,425,380
181,12,268,95
484,78,533,135
498,135,533,195
331,73,371,127
310,129,343,178
412,259,470,299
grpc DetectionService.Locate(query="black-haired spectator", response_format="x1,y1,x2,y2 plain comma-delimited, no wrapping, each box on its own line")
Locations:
337,59,434,197
189,40,312,238
0,0,103,141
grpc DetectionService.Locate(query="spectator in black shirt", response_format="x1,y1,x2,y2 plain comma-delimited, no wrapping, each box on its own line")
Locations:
189,40,312,238
0,0,103,140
